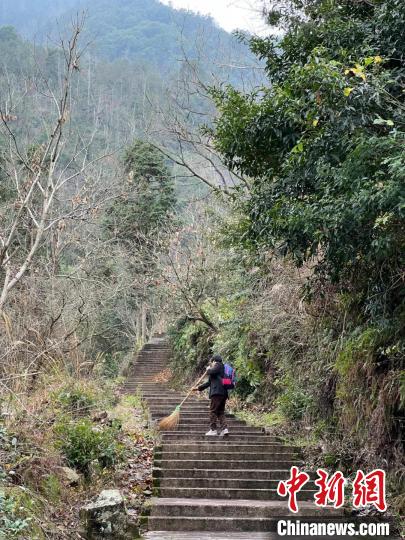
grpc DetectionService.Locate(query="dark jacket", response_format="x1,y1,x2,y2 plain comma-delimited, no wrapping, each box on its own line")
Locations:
198,360,228,399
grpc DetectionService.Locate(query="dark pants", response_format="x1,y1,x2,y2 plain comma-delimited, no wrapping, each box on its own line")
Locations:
210,395,227,431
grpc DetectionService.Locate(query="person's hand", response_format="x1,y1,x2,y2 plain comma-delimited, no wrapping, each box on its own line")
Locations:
192,387,199,391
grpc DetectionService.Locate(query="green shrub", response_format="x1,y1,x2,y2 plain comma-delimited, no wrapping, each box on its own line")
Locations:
41,474,61,502
169,318,213,382
100,352,122,378
54,384,96,415
0,492,31,538
336,328,381,376
275,376,312,421
54,419,122,476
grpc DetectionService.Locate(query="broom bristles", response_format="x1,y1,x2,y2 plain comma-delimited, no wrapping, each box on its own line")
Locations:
158,406,180,431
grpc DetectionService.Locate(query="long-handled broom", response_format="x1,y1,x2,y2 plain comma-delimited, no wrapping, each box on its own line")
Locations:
158,371,208,431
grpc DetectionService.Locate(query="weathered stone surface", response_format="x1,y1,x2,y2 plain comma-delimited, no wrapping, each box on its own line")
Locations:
59,466,81,486
80,489,139,539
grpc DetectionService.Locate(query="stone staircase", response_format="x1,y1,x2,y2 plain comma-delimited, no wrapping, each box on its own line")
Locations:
121,337,343,539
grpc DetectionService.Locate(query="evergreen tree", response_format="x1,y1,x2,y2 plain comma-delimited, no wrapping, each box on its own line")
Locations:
103,140,176,247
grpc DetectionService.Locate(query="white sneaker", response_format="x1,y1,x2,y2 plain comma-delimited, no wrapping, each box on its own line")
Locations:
205,429,218,436
219,428,229,437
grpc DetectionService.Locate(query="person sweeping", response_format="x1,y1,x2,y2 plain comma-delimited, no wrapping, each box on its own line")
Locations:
158,353,236,433
193,354,230,437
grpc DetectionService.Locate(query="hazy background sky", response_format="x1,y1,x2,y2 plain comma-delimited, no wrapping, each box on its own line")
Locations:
161,0,267,34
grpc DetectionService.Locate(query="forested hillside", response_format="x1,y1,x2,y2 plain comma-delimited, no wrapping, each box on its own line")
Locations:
0,0,78,35
0,0,255,72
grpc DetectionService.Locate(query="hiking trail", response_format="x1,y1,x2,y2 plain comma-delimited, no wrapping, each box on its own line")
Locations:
122,336,343,539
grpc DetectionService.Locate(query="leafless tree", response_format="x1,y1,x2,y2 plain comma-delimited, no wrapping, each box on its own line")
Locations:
142,21,263,197
0,17,111,312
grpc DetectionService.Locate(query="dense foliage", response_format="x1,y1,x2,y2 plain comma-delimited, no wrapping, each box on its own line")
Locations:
211,0,404,318
169,0,405,506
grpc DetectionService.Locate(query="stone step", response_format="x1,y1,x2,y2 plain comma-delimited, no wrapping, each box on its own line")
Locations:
138,359,169,362
142,396,205,401
146,516,278,532
135,362,169,366
147,402,209,407
138,380,169,383
137,353,169,356
149,409,212,415
157,439,281,447
155,417,248,424
124,340,332,536
133,369,169,372
131,384,175,392
138,355,170,357
153,414,238,425
138,353,170,356
158,443,292,452
151,409,215,414
145,399,207,405
154,459,302,470
126,381,164,386
148,498,341,519
140,350,170,353
129,372,167,375
139,390,180,399
128,379,169,383
135,361,170,364
156,451,299,461
141,351,171,355
133,362,166,366
138,388,175,392
158,430,268,436
156,486,315,500
133,362,169,366
138,382,172,386
129,375,169,379
143,533,277,540
147,407,218,412
158,425,263,433
140,394,195,399
153,421,257,429
160,434,278,443
138,350,169,353
139,387,177,391
141,392,195,395
147,515,346,533
153,468,302,480
132,369,169,371
133,368,168,372
143,395,203,399
125,394,182,403
145,401,223,408
156,478,315,490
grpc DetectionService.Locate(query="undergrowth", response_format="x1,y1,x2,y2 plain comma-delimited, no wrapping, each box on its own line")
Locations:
0,367,154,539
168,269,404,518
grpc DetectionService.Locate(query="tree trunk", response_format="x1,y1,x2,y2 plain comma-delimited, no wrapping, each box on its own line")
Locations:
141,303,147,344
